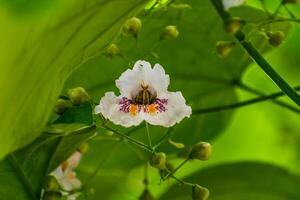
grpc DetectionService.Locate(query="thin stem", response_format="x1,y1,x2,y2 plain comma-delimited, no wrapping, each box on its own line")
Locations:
163,158,190,180
170,174,195,187
145,122,152,148
283,5,296,19
99,124,154,153
193,86,300,115
210,0,300,107
257,18,300,27
163,168,195,187
81,143,119,190
271,0,284,19
238,82,300,114
7,154,38,200
153,127,174,150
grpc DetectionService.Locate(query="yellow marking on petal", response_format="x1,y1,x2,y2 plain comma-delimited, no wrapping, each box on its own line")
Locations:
129,104,138,116
147,104,157,115
67,171,75,181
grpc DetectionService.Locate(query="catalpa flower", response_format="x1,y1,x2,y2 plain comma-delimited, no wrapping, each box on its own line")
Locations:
223,0,245,10
95,60,192,127
51,151,82,192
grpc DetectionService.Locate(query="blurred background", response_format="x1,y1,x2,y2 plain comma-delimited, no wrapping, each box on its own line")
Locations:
0,0,300,199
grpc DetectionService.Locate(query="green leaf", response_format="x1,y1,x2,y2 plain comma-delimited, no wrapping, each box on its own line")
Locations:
0,0,149,159
0,102,96,199
160,162,300,200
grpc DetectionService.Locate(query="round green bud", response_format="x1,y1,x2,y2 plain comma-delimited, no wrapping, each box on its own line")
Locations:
43,175,60,192
43,191,62,200
123,17,142,38
266,31,285,47
54,99,72,115
139,189,155,200
68,87,90,106
161,25,179,40
192,185,209,200
224,17,245,35
283,0,298,4
78,142,89,154
150,152,167,169
216,41,236,58
189,142,212,161
104,43,121,57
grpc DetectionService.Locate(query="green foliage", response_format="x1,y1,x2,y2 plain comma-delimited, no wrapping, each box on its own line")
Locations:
0,0,148,159
0,0,299,199
160,162,300,200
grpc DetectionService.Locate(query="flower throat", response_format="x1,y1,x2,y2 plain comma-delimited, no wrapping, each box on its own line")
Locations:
133,85,156,105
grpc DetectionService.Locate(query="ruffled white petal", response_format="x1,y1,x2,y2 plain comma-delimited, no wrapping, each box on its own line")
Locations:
116,60,169,97
223,0,245,10
144,92,192,127
95,92,143,127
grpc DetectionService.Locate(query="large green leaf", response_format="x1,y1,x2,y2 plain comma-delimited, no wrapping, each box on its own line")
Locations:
0,0,149,159
160,162,300,200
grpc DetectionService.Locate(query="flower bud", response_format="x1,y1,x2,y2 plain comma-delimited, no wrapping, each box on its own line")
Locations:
283,0,298,4
54,98,72,115
139,189,155,200
43,175,60,192
78,142,89,154
189,142,212,161
224,17,245,34
104,43,121,57
266,31,285,47
150,152,166,169
43,191,62,200
123,17,142,38
161,25,179,40
68,87,90,106
192,185,209,200
216,41,236,58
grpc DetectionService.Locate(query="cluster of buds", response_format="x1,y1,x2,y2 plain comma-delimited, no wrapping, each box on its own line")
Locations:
55,87,90,115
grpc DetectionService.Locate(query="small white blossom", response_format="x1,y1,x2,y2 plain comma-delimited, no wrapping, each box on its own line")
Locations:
95,60,192,127
223,0,245,10
51,151,82,192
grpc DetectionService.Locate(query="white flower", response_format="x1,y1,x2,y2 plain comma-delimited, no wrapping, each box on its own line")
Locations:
222,0,245,10
95,60,192,127
51,151,82,192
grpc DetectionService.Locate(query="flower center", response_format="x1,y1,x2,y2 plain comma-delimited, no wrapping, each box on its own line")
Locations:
133,85,156,105
119,84,168,116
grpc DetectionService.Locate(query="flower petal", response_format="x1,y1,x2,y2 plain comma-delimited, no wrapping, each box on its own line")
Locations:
67,151,82,169
51,167,73,191
95,92,143,127
144,92,192,127
151,63,170,95
116,60,151,97
115,60,169,97
222,0,245,10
